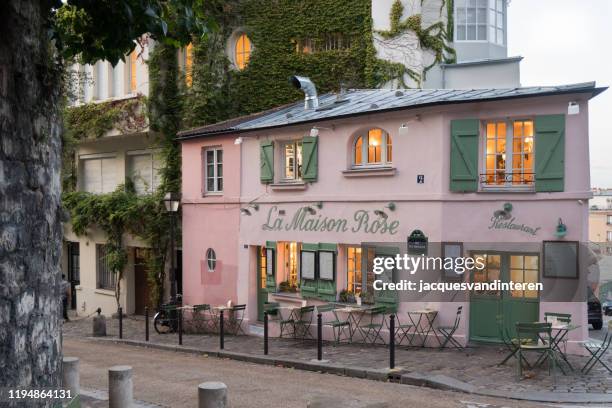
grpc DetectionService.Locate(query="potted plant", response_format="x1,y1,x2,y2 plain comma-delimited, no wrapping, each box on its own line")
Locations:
339,289,356,303
362,291,375,305
278,280,298,293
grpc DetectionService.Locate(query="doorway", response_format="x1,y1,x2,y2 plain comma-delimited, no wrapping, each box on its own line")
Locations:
67,242,80,310
134,248,152,315
469,253,540,342
256,246,269,321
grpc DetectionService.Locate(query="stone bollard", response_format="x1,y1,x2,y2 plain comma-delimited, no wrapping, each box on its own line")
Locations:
93,308,106,337
62,357,80,396
108,365,133,408
198,382,227,408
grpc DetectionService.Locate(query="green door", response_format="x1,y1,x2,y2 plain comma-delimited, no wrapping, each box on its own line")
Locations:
257,246,269,321
469,253,539,342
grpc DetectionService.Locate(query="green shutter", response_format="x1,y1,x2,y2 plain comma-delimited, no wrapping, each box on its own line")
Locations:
535,115,565,192
265,242,276,292
450,119,479,192
300,279,318,298
260,141,274,184
374,247,399,311
301,136,318,182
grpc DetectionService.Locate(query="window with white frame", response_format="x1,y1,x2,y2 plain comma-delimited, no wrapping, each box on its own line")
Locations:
281,140,303,181
206,248,217,272
456,0,504,43
608,231,612,242
482,119,534,188
127,150,163,195
607,215,612,225
347,246,363,296
353,128,392,167
81,155,118,193
204,148,223,193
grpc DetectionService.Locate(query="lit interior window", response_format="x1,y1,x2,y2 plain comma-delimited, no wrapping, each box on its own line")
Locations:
185,43,194,87
353,128,392,166
235,34,252,70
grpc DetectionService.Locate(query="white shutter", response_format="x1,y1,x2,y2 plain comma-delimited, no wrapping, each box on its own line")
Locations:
129,154,152,194
101,157,117,193
82,159,102,193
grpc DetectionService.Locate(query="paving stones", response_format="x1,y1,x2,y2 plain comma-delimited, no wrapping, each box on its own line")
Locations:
63,316,612,399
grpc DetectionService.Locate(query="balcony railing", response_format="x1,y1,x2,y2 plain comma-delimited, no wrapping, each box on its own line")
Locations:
479,172,535,188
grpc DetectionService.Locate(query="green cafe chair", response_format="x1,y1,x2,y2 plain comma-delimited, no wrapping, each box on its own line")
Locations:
358,305,387,345
317,304,351,344
581,321,612,374
191,303,213,333
497,315,530,367
516,322,565,380
295,305,316,341
437,306,464,350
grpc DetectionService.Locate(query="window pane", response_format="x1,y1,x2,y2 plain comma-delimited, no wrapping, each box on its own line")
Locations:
207,178,215,192
355,136,363,164
217,178,223,191
206,150,214,163
477,25,487,40
457,25,466,40
510,269,523,297
496,138,505,153
497,29,504,44
467,25,476,40
217,162,223,177
524,269,539,298
523,120,533,136
513,121,523,137
467,8,476,24
367,129,382,163
525,256,539,270
284,143,295,178
386,134,392,162
216,149,223,163
296,142,303,179
486,123,496,138
510,255,524,269
477,8,487,23
496,122,506,137
457,8,467,24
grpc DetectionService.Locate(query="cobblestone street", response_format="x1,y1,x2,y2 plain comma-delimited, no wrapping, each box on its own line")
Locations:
62,314,612,402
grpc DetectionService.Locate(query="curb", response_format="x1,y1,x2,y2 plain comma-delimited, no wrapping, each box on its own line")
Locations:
87,337,612,404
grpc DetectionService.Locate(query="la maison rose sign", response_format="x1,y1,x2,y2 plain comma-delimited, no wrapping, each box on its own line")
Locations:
262,206,400,235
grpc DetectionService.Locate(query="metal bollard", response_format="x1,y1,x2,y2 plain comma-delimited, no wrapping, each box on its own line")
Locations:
198,382,227,408
62,357,80,396
389,314,395,369
317,313,322,361
145,306,149,342
118,307,123,339
108,365,133,408
178,307,183,345
263,311,268,355
219,310,224,350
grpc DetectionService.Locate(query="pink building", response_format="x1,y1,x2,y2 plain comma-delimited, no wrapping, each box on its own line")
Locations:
179,81,606,353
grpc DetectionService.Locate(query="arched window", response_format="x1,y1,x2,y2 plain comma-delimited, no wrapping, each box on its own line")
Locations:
353,128,392,166
234,33,252,70
206,248,217,272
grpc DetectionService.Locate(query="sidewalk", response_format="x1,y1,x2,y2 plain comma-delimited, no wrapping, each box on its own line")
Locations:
62,316,612,404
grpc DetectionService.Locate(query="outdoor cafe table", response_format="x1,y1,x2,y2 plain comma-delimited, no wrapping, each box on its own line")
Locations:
332,305,377,343
406,309,441,347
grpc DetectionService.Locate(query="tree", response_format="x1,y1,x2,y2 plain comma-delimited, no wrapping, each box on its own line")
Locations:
0,1,211,401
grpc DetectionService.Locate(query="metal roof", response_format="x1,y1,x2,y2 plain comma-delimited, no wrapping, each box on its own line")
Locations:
178,82,606,139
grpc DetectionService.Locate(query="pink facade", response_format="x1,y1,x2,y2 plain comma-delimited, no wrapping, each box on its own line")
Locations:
180,88,600,353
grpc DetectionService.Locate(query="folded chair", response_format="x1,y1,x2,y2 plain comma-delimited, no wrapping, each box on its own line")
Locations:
581,321,612,374
392,314,414,346
227,304,247,335
191,304,213,333
516,322,565,380
437,306,464,350
317,304,351,344
497,315,530,367
358,306,387,345
295,305,316,341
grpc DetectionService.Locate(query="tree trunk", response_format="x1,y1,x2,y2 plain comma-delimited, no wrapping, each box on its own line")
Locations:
0,0,63,400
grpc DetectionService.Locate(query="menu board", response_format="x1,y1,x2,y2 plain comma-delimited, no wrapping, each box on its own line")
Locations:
266,248,274,276
301,251,316,280
443,243,463,279
319,251,335,281
544,241,578,279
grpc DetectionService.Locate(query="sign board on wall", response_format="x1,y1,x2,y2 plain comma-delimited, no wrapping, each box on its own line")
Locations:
319,252,335,281
301,251,316,280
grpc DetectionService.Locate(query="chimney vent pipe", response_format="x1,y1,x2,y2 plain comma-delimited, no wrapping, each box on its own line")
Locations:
290,75,319,110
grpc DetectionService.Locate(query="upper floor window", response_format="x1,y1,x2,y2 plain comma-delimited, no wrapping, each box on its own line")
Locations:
96,244,116,290
234,33,252,70
128,50,138,92
488,0,505,45
353,128,392,167
127,150,162,195
607,215,612,225
184,43,194,87
294,33,354,54
607,231,612,242
81,155,118,194
482,119,534,188
204,148,223,193
281,140,303,181
206,248,217,272
456,0,505,43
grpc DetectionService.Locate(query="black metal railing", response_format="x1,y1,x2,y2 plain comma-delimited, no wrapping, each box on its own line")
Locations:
479,172,535,187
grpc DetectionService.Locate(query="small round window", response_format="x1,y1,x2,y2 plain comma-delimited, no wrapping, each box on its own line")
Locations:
206,248,217,272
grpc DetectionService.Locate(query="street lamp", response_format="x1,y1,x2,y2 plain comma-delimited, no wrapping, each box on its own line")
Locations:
164,192,180,300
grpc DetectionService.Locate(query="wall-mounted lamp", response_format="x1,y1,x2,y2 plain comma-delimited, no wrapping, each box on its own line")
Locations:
385,202,396,211
234,137,243,145
568,101,579,115
240,203,259,216
555,218,568,238
304,206,317,215
310,127,319,137
314,201,323,209
374,209,388,219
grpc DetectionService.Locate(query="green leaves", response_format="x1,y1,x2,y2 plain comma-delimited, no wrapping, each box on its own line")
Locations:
51,0,214,65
